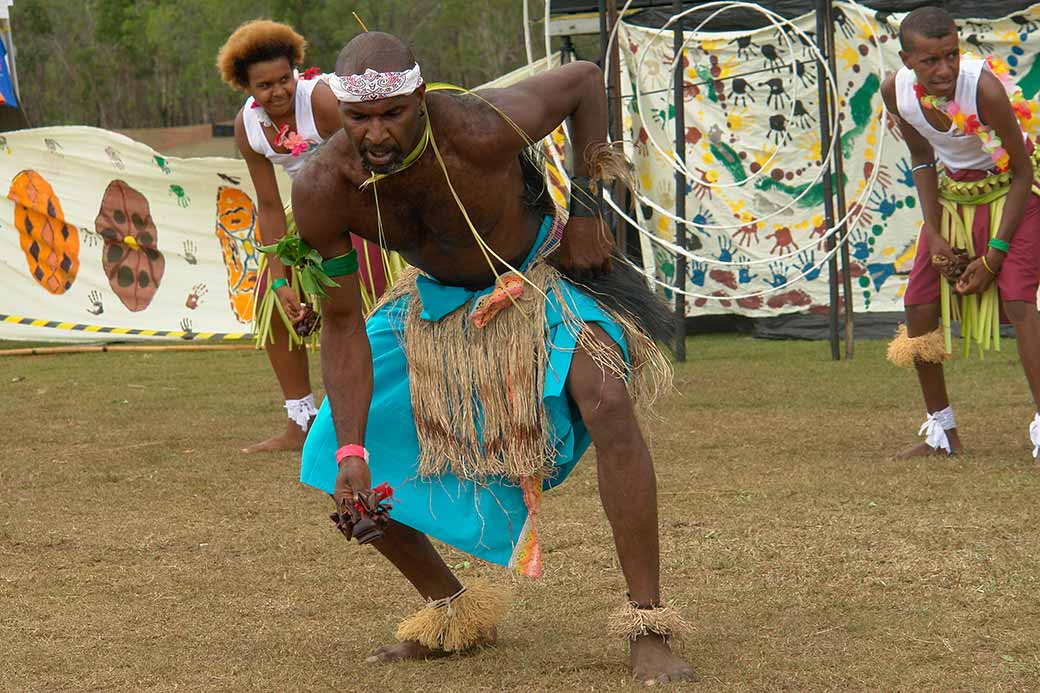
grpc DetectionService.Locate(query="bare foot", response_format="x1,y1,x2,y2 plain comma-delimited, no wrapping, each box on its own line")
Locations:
630,633,697,686
893,428,963,459
365,630,496,663
240,420,312,453
894,439,963,460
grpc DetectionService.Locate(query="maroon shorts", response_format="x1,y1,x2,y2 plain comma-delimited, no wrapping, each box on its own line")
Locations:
904,169,1040,306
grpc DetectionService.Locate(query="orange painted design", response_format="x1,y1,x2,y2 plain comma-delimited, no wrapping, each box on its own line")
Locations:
470,274,525,328
7,170,80,295
515,475,543,579
214,186,261,323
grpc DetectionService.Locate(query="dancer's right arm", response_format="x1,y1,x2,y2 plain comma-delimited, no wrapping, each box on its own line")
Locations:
880,77,956,272
292,168,374,503
235,113,304,320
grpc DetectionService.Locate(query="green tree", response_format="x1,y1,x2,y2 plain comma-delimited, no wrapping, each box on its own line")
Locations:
12,0,549,129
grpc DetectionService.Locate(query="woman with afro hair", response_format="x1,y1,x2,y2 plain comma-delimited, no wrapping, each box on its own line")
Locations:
218,19,387,453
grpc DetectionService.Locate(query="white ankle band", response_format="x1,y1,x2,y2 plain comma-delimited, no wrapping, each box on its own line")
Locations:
918,406,955,454
1030,412,1040,459
285,393,318,432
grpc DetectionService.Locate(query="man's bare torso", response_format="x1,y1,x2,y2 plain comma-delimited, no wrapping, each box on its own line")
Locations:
298,92,544,288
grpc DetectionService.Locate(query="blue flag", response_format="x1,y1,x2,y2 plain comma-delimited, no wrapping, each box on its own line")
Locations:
0,36,17,108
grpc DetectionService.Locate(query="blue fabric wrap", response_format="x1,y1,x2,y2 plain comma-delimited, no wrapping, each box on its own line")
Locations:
300,215,629,566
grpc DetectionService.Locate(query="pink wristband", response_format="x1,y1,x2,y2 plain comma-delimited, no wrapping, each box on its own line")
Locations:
336,444,369,465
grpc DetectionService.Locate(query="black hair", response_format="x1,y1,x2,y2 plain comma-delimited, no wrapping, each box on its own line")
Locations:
899,7,958,52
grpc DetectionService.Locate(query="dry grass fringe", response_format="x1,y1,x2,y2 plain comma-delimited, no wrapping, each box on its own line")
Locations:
607,601,692,645
583,142,637,192
372,260,672,483
886,325,948,368
395,579,512,652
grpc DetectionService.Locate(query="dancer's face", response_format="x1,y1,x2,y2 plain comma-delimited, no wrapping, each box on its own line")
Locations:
246,57,297,118
339,86,427,174
900,32,960,100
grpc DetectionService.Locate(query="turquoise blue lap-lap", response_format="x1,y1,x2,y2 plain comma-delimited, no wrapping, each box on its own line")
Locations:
300,217,628,566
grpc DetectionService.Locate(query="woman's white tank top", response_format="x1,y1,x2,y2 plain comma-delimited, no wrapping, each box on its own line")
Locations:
242,77,325,180
895,58,996,172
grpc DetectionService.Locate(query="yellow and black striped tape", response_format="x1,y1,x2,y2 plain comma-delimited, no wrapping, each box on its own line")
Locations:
0,314,251,341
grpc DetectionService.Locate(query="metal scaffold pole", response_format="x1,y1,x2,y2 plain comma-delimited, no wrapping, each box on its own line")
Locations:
672,0,688,361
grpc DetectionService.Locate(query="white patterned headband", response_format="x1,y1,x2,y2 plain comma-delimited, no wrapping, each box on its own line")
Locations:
328,63,424,103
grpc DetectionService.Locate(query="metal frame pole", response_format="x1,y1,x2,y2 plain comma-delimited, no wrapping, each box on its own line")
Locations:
598,0,609,67
814,0,840,361
606,0,628,256
821,1,855,359
672,0,688,361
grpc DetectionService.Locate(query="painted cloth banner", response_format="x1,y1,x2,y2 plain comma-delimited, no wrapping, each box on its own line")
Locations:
0,126,290,342
620,1,1040,316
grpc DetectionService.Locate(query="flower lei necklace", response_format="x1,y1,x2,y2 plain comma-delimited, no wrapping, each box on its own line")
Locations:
914,55,1039,172
250,67,323,157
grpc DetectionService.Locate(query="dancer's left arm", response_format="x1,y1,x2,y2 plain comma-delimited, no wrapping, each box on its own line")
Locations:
478,61,614,277
958,71,1033,294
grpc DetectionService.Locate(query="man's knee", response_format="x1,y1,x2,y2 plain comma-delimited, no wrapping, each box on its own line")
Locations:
568,328,638,438
579,375,633,427
906,302,940,336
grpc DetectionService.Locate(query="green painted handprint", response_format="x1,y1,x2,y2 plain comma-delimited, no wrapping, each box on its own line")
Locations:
169,184,190,208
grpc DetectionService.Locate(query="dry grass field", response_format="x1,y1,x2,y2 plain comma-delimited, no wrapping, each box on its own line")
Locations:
2,336,1039,692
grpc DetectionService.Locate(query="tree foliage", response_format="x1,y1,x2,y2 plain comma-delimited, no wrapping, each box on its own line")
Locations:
12,0,548,128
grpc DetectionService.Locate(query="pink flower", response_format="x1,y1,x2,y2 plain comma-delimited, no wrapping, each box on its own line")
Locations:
274,125,314,157
946,101,961,115
302,67,321,80
913,83,926,98
250,100,262,109
962,114,982,135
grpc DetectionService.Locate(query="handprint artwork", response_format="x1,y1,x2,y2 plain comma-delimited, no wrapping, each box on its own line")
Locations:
186,283,207,310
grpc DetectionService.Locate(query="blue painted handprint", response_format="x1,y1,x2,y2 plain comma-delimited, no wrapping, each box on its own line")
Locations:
689,261,707,287
850,229,871,262
766,262,789,288
869,189,900,220
690,206,716,238
795,250,821,282
895,158,916,188
716,237,737,264
736,255,758,284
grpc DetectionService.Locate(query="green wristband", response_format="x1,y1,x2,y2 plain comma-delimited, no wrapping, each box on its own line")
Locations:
321,248,359,278
988,238,1010,253
271,278,289,291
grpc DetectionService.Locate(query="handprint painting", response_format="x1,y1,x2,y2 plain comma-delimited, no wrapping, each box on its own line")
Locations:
619,7,1040,316
0,130,277,341
214,186,261,323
